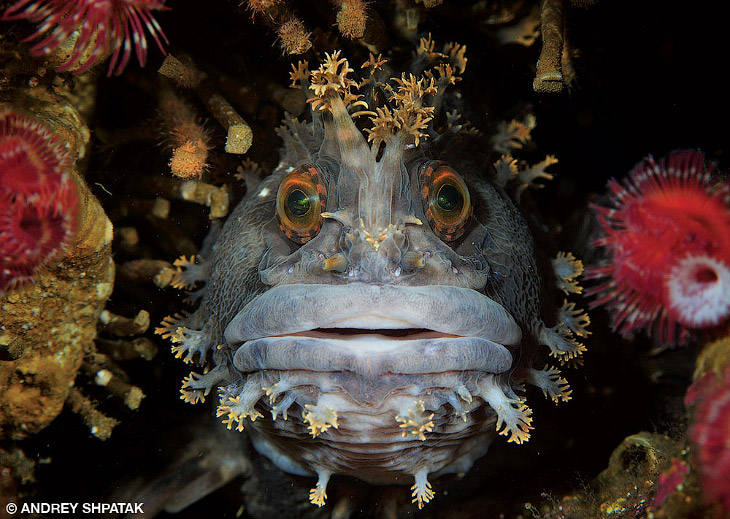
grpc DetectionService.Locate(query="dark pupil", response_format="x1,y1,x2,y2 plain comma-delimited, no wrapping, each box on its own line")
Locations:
287,189,311,216
437,184,462,211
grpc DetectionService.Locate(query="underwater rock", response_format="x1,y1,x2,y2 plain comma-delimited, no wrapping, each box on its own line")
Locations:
0,94,114,440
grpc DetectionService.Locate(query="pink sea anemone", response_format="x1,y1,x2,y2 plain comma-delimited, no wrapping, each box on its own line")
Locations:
650,457,690,511
687,366,730,513
2,0,169,76
0,111,78,295
586,150,730,345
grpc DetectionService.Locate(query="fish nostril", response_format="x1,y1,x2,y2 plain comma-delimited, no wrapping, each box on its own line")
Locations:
401,251,426,270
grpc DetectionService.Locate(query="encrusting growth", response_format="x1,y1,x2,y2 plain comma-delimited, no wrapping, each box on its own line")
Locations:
159,55,253,156
334,0,368,39
686,338,730,513
241,0,312,55
1,90,120,443
158,88,212,180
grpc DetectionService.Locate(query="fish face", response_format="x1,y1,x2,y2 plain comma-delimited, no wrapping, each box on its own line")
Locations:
158,48,587,509
215,155,535,499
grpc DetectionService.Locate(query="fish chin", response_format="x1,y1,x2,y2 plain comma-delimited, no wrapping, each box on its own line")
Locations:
220,283,524,486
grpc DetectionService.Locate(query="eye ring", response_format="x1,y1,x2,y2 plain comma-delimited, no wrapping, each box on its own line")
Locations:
275,165,327,244
419,161,472,241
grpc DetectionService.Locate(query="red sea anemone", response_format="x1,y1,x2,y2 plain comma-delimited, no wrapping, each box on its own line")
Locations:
686,365,730,513
0,111,78,295
586,150,730,345
2,0,168,76
0,111,71,195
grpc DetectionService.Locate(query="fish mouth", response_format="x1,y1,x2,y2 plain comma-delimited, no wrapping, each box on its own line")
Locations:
226,283,522,376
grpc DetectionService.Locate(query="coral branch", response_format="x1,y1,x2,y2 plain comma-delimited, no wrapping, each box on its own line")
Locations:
99,309,150,336
116,259,173,285
66,388,119,440
533,0,565,93
96,337,158,362
158,88,211,179
199,84,253,155
179,181,230,219
83,357,145,410
159,55,253,155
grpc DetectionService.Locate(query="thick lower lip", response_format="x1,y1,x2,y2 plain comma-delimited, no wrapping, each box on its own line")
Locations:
233,334,513,376
225,284,521,376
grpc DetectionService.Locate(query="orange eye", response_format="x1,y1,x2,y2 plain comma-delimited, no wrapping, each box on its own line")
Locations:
276,165,327,244
419,161,472,241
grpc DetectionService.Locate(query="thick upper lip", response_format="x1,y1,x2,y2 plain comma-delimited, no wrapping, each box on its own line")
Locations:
225,283,521,376
226,284,521,344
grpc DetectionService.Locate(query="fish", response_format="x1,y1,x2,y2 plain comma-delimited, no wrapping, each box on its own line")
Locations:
156,44,588,512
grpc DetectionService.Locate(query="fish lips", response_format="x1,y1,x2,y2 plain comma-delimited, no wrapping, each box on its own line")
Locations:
226,283,522,376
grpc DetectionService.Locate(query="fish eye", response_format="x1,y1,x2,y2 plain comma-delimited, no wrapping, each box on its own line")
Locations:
276,165,327,244
437,183,463,211
286,189,311,216
419,161,472,241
